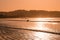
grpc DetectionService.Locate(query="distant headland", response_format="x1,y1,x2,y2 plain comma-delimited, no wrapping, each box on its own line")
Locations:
0,10,60,18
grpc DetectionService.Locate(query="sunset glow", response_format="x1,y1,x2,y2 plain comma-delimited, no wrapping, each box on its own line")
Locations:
0,0,60,11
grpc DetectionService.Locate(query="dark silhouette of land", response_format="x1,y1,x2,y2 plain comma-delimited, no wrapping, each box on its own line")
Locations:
0,10,60,18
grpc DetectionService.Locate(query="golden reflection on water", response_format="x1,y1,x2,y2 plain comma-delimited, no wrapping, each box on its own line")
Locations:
34,22,49,30
34,32,50,40
29,18,60,21
29,18,60,40
33,31,60,40
30,18,59,32
0,18,60,40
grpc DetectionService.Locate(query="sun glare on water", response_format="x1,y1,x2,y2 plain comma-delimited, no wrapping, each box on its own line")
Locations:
32,18,58,30
35,22,49,30
31,18,59,40
30,18,59,32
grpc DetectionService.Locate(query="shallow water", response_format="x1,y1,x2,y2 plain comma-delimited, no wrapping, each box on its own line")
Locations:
0,18,60,40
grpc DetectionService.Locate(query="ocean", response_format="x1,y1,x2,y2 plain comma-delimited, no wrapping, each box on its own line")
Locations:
0,18,60,40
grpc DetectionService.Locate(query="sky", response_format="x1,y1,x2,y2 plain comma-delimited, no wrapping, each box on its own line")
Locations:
0,0,60,11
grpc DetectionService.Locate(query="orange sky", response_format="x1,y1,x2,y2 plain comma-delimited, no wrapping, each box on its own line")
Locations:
0,0,60,11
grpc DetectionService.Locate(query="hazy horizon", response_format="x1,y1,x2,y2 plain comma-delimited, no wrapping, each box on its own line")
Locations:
0,0,60,12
